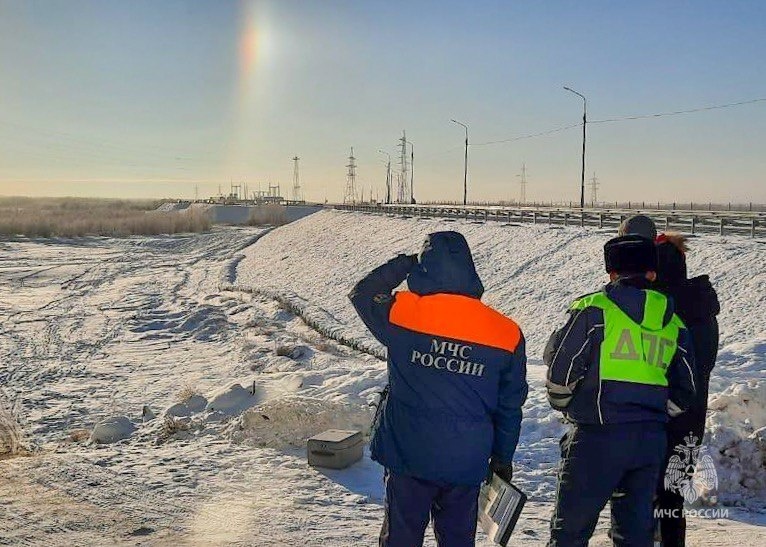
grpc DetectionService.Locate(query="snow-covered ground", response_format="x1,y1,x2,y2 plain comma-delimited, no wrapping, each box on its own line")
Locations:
0,211,764,545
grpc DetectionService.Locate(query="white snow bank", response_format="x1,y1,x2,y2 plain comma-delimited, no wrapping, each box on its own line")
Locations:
206,383,263,418
707,380,766,501
228,397,373,450
91,416,136,444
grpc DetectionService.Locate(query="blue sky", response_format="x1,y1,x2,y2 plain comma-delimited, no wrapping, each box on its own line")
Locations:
0,0,764,203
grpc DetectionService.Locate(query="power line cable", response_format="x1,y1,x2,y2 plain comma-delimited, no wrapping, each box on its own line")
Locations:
468,96,766,148
472,122,583,146
590,97,766,124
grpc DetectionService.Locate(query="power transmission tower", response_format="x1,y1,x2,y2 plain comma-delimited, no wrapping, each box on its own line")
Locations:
589,171,599,206
398,130,409,203
517,163,528,205
194,185,198,201
292,156,302,202
343,147,357,204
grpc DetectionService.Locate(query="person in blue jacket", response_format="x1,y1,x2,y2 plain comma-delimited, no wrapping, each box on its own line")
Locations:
349,231,528,547
545,235,697,547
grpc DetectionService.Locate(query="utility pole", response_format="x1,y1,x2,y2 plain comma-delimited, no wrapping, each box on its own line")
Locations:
589,171,599,206
564,86,587,208
405,139,414,204
343,147,357,204
398,131,409,203
194,185,198,201
451,119,469,206
292,156,302,202
378,150,392,204
517,163,528,205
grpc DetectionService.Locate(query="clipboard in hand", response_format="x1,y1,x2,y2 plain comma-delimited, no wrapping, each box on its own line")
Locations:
478,473,527,546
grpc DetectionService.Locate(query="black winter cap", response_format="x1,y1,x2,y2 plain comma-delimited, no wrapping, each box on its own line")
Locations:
604,235,658,274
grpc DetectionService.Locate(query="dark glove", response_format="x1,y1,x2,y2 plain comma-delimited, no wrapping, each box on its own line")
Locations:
487,457,513,484
400,253,419,267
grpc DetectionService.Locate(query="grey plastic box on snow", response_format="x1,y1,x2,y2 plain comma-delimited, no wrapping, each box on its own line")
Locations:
307,429,364,470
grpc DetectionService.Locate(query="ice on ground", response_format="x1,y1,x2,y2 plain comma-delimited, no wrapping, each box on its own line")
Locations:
91,415,136,444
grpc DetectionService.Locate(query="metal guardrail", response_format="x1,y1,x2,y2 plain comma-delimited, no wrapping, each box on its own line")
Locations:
332,204,766,238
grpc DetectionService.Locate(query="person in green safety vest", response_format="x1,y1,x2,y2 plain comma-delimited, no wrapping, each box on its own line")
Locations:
544,235,697,547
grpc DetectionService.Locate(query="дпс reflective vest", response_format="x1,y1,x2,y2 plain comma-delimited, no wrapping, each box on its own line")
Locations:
570,290,683,388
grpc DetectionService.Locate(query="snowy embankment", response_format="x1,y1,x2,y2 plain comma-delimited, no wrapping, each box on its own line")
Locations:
236,209,766,505
1,214,763,545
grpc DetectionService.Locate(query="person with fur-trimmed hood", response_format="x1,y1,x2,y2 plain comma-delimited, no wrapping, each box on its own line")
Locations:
619,216,720,547
545,235,697,547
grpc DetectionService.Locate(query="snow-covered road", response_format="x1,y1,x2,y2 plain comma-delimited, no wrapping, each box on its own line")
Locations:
0,215,764,545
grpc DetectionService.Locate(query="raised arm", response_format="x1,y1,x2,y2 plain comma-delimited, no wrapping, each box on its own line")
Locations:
348,254,417,345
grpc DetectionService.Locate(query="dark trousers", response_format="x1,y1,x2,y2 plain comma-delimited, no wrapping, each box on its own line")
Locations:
656,374,711,547
549,422,667,547
380,471,480,547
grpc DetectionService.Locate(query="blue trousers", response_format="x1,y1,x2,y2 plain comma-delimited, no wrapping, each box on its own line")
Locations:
549,422,666,547
380,471,480,547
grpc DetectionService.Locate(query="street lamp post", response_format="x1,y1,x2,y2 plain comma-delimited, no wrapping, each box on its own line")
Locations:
405,140,414,204
450,119,469,206
563,86,587,209
377,149,392,204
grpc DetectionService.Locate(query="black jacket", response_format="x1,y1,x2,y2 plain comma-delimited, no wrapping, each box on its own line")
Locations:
655,239,720,379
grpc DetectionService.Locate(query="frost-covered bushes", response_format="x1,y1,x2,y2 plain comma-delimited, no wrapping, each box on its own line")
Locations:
248,204,286,226
0,392,30,458
0,197,211,237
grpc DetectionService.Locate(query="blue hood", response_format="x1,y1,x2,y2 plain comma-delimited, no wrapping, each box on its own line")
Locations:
407,231,484,298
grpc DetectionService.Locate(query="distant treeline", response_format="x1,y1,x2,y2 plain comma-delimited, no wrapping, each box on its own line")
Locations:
0,197,211,238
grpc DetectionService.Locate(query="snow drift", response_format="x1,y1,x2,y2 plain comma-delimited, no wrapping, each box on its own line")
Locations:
707,380,766,502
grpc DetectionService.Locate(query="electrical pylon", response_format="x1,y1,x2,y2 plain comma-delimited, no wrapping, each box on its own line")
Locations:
589,171,599,206
343,147,357,204
292,156,302,202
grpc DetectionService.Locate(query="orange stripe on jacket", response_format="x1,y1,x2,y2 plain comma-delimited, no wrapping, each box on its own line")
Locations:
389,291,522,353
